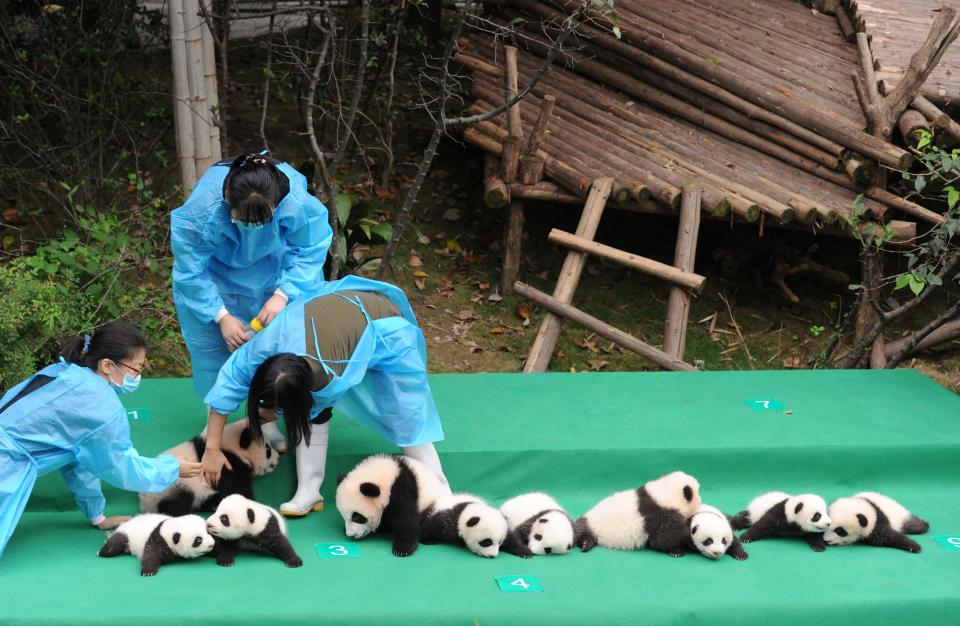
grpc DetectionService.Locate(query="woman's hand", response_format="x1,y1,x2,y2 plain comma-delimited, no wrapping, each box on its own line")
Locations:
257,293,287,327
201,447,233,487
96,515,131,530
218,314,249,350
178,458,204,478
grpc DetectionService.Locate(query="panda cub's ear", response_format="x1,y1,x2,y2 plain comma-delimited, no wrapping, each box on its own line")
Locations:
360,483,380,498
691,525,698,535
795,502,804,514
172,532,181,545
466,516,480,527
856,513,868,527
247,508,256,524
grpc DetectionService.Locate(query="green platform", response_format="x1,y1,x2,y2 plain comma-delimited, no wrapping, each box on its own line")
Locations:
2,370,959,624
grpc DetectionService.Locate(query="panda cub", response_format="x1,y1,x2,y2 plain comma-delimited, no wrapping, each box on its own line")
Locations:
420,493,509,558
206,494,303,567
730,491,831,551
687,504,748,561
335,454,444,557
139,417,279,516
97,513,215,576
574,471,701,557
499,492,576,558
823,492,929,553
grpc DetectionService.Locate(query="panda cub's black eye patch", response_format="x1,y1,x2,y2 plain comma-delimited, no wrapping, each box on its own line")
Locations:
534,534,543,541
722,538,727,545
351,512,368,524
193,536,203,548
479,539,493,548
466,516,480,527
266,447,272,459
812,512,821,522
703,538,713,546
539,518,548,524
220,514,230,526
835,527,848,537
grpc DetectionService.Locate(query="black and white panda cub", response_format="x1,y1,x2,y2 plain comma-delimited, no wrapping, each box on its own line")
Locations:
575,471,701,557
139,418,279,515
97,513,215,576
823,492,929,553
500,492,576,558
730,491,831,552
420,493,509,558
205,494,303,567
335,454,444,557
687,504,748,561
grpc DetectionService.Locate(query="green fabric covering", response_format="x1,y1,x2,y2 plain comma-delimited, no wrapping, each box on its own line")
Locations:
2,370,959,624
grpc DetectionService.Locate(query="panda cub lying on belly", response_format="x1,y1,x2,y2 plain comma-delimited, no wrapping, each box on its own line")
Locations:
206,495,302,567
97,513,215,576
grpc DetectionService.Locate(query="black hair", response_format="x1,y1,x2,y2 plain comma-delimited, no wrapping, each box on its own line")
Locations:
222,153,288,225
247,353,315,448
59,320,146,371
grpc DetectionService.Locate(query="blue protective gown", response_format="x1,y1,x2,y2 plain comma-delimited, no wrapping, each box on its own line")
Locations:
0,362,180,557
171,161,333,397
204,276,444,448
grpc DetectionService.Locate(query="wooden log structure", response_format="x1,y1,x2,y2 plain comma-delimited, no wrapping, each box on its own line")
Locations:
547,229,707,292
897,109,931,148
483,154,509,209
663,183,703,360
523,178,613,373
514,282,697,372
912,95,960,143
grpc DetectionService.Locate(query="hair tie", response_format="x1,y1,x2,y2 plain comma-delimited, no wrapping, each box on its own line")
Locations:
81,334,91,356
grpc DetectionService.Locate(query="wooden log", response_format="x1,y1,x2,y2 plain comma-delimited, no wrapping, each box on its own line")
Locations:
524,178,613,373
525,94,556,155
519,156,545,184
501,135,521,184
454,52,503,77
836,5,856,42
862,186,947,225
815,0,837,15
885,319,960,358
663,183,703,359
484,154,509,209
842,152,877,187
504,46,523,140
548,0,912,169
548,229,706,292
912,95,960,141
509,182,581,204
502,200,525,296
514,282,697,372
898,109,931,147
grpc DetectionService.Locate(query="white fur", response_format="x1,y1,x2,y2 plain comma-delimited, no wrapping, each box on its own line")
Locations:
113,513,215,559
432,493,508,558
744,491,830,532
689,504,733,559
335,454,443,539
855,492,910,529
500,492,574,555
582,490,647,551
206,494,287,542
139,418,279,513
645,470,702,517
823,492,916,546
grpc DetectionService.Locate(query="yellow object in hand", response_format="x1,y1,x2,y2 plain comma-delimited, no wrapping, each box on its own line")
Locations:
250,318,264,332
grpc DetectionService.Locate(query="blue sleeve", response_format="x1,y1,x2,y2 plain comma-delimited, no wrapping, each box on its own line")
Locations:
59,463,106,520
275,167,332,300
72,410,180,494
171,209,225,323
203,339,260,416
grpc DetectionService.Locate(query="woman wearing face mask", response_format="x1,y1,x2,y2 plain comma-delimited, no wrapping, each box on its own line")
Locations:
0,321,203,558
170,153,332,430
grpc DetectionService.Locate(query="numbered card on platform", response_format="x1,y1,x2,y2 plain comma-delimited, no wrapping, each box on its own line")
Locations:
495,575,544,593
932,536,960,552
126,408,153,421
315,542,361,558
744,399,785,411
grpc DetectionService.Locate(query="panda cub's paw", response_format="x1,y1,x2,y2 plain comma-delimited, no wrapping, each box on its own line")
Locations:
217,559,235,567
669,550,685,558
810,544,826,553
286,557,304,568
733,553,749,561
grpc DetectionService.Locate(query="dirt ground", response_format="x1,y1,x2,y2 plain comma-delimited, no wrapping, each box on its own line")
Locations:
199,36,960,393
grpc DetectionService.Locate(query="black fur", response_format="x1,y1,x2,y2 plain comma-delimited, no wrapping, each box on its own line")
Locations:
730,511,751,531
155,438,255,515
726,536,750,561
738,498,826,552
574,517,598,553
902,514,930,535
500,508,573,558
212,513,303,567
369,458,425,557
420,502,471,546
97,531,130,558
637,487,690,557
139,521,178,576
861,499,923,553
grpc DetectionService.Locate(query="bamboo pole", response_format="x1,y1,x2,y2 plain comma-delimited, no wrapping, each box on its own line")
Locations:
548,229,706,292
183,0,212,173
169,0,198,192
514,282,697,371
524,178,613,373
200,0,221,162
663,183,703,359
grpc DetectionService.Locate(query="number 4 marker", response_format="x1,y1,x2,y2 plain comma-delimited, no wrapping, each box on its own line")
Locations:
495,575,543,592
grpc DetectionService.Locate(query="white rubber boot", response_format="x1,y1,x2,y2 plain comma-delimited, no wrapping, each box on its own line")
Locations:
262,420,287,454
279,422,329,517
401,443,452,496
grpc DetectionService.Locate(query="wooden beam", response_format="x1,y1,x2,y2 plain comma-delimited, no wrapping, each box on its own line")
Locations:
514,282,697,371
547,229,706,292
523,177,613,372
663,183,703,359
502,201,525,296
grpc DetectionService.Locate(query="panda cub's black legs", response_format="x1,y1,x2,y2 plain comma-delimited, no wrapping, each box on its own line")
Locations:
211,539,242,567
871,528,922,553
381,469,424,557
501,530,534,559
97,532,129,557
157,488,196,517
726,537,749,561
803,532,827,552
729,511,751,531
